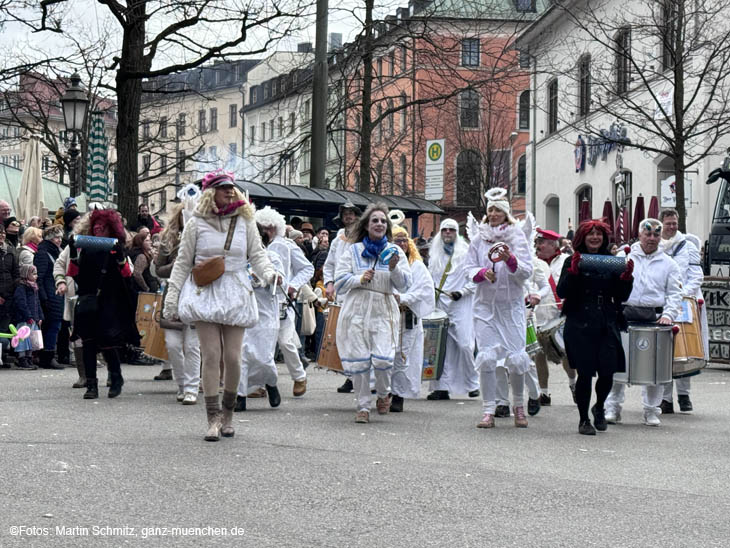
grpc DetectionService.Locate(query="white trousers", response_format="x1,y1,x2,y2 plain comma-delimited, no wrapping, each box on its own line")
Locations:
662,377,691,401
278,315,306,382
164,326,201,394
496,362,539,405
352,369,390,412
604,382,664,416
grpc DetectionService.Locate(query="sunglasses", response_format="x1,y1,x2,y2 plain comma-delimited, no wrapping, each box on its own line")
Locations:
393,238,409,244
642,222,661,234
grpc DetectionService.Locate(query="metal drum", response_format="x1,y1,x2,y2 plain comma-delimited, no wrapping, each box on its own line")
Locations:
421,309,449,381
536,317,566,363
525,316,541,356
579,254,626,275
616,324,673,385
673,297,706,378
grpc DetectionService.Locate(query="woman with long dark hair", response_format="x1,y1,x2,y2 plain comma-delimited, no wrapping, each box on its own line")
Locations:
557,220,634,435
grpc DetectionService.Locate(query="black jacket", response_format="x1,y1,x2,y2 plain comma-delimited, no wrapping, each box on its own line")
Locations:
34,240,65,322
13,284,44,325
0,244,18,302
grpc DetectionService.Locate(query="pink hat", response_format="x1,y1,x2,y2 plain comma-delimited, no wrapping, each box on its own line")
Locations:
201,169,236,191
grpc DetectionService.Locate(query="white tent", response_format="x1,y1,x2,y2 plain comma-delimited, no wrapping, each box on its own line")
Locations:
16,136,45,221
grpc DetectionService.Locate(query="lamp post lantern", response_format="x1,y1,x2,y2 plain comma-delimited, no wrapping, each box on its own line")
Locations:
60,72,90,197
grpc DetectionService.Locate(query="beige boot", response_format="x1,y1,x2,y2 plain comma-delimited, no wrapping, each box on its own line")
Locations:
220,390,236,438
204,396,222,442
72,347,86,388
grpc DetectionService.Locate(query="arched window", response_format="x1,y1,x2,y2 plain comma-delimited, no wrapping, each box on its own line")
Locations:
578,55,591,117
517,154,527,194
518,90,530,130
456,149,482,206
577,185,592,223
547,79,558,134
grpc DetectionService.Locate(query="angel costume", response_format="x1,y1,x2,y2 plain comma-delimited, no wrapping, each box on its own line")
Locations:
335,239,412,413
427,219,479,397
465,189,533,424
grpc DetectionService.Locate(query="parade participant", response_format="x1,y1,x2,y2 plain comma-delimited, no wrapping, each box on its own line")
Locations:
54,231,84,387
69,209,139,400
604,218,682,427
466,188,533,429
164,170,278,441
324,201,361,393
235,230,286,412
390,218,434,412
557,220,634,435
34,225,65,369
533,228,577,404
426,219,479,401
335,203,411,423
659,209,705,413
155,203,201,404
256,206,313,397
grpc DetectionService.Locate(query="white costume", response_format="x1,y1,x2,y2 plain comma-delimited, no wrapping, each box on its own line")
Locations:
605,240,682,423
465,217,533,416
335,241,411,412
323,229,350,293
238,251,285,397
427,220,479,396
661,231,707,403
393,259,435,399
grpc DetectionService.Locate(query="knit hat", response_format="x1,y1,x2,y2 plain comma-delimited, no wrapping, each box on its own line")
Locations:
63,197,77,211
63,209,81,229
485,188,515,223
3,216,18,229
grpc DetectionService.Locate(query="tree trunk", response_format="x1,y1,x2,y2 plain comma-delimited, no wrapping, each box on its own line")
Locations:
673,0,687,232
358,0,374,193
115,3,149,223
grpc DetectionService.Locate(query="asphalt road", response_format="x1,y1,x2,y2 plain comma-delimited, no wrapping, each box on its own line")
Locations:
1,361,729,547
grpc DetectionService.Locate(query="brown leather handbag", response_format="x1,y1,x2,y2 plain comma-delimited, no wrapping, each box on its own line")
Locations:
191,217,237,287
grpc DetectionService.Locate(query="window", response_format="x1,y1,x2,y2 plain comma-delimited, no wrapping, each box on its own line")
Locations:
261,122,266,142
159,189,167,211
578,55,591,117
289,112,295,134
615,28,631,95
209,146,217,161
462,38,480,67
661,2,677,72
389,51,395,76
278,117,284,137
249,125,256,145
304,99,311,121
400,93,407,132
400,154,407,193
177,149,186,172
517,155,527,194
142,155,151,177
547,79,558,134
198,109,206,133
386,99,394,136
269,119,274,140
376,104,382,141
302,139,311,171
160,154,168,174
142,120,150,140
210,108,218,131
401,45,407,72
160,116,167,138
387,158,394,194
519,50,531,68
515,0,536,12
12,155,19,169
460,89,479,128
250,87,258,104
577,185,593,223
229,104,237,128
177,113,186,137
229,142,237,159
456,150,482,206
377,57,383,79
42,155,50,172
519,90,530,130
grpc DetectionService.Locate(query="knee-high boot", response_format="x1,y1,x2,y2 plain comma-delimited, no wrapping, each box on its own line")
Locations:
204,395,222,442
221,390,236,438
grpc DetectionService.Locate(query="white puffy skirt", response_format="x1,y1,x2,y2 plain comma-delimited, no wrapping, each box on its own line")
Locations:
179,270,259,327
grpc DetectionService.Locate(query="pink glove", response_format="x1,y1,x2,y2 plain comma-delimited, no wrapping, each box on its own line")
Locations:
505,254,518,273
473,268,489,283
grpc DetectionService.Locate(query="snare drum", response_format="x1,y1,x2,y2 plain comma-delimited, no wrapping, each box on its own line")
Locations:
536,317,566,363
316,304,343,373
421,309,449,381
525,317,541,356
673,297,706,378
616,323,673,385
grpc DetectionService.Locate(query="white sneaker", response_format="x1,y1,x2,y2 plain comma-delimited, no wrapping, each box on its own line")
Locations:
605,410,622,424
182,392,198,405
176,389,185,402
644,410,661,426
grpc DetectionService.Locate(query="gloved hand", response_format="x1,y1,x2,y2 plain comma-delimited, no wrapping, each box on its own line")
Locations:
450,291,462,301
567,251,581,275
620,258,634,281
111,240,126,262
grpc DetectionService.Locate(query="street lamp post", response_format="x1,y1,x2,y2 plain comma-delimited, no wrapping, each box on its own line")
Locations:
60,72,89,198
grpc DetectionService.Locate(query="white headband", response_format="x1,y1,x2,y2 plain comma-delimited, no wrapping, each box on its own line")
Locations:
485,187,510,215
440,218,458,231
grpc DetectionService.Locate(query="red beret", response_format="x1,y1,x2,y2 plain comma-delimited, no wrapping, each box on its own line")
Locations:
536,228,561,241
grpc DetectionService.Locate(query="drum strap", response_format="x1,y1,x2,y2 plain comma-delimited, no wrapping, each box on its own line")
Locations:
437,257,452,294
547,274,562,310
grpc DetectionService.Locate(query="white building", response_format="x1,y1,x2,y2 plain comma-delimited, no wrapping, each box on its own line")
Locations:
516,0,730,242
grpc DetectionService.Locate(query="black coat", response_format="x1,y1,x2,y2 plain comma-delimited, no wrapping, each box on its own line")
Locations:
12,284,44,325
556,254,633,377
71,244,140,348
0,245,18,330
34,240,64,322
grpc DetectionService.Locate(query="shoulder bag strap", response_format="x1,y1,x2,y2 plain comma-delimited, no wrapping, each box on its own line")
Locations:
672,239,686,258
437,256,452,293
223,216,238,254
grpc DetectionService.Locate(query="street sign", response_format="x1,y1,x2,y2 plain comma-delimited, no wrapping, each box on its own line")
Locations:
425,139,444,200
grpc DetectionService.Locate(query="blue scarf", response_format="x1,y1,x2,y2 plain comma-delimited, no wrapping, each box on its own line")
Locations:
443,242,455,256
362,236,388,260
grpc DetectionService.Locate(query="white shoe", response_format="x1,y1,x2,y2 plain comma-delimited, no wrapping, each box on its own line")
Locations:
182,392,198,405
605,410,622,424
644,410,661,427
176,389,185,402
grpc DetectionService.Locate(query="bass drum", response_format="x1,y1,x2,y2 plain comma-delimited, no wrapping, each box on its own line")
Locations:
421,309,449,381
673,297,706,378
316,304,343,373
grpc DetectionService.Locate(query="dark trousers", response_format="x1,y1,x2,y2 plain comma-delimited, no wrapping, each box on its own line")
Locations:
56,320,71,361
82,341,122,381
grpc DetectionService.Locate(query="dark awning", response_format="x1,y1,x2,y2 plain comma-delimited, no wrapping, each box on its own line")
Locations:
236,180,443,218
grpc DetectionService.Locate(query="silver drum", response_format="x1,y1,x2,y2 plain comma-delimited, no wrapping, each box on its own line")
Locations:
616,324,673,385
